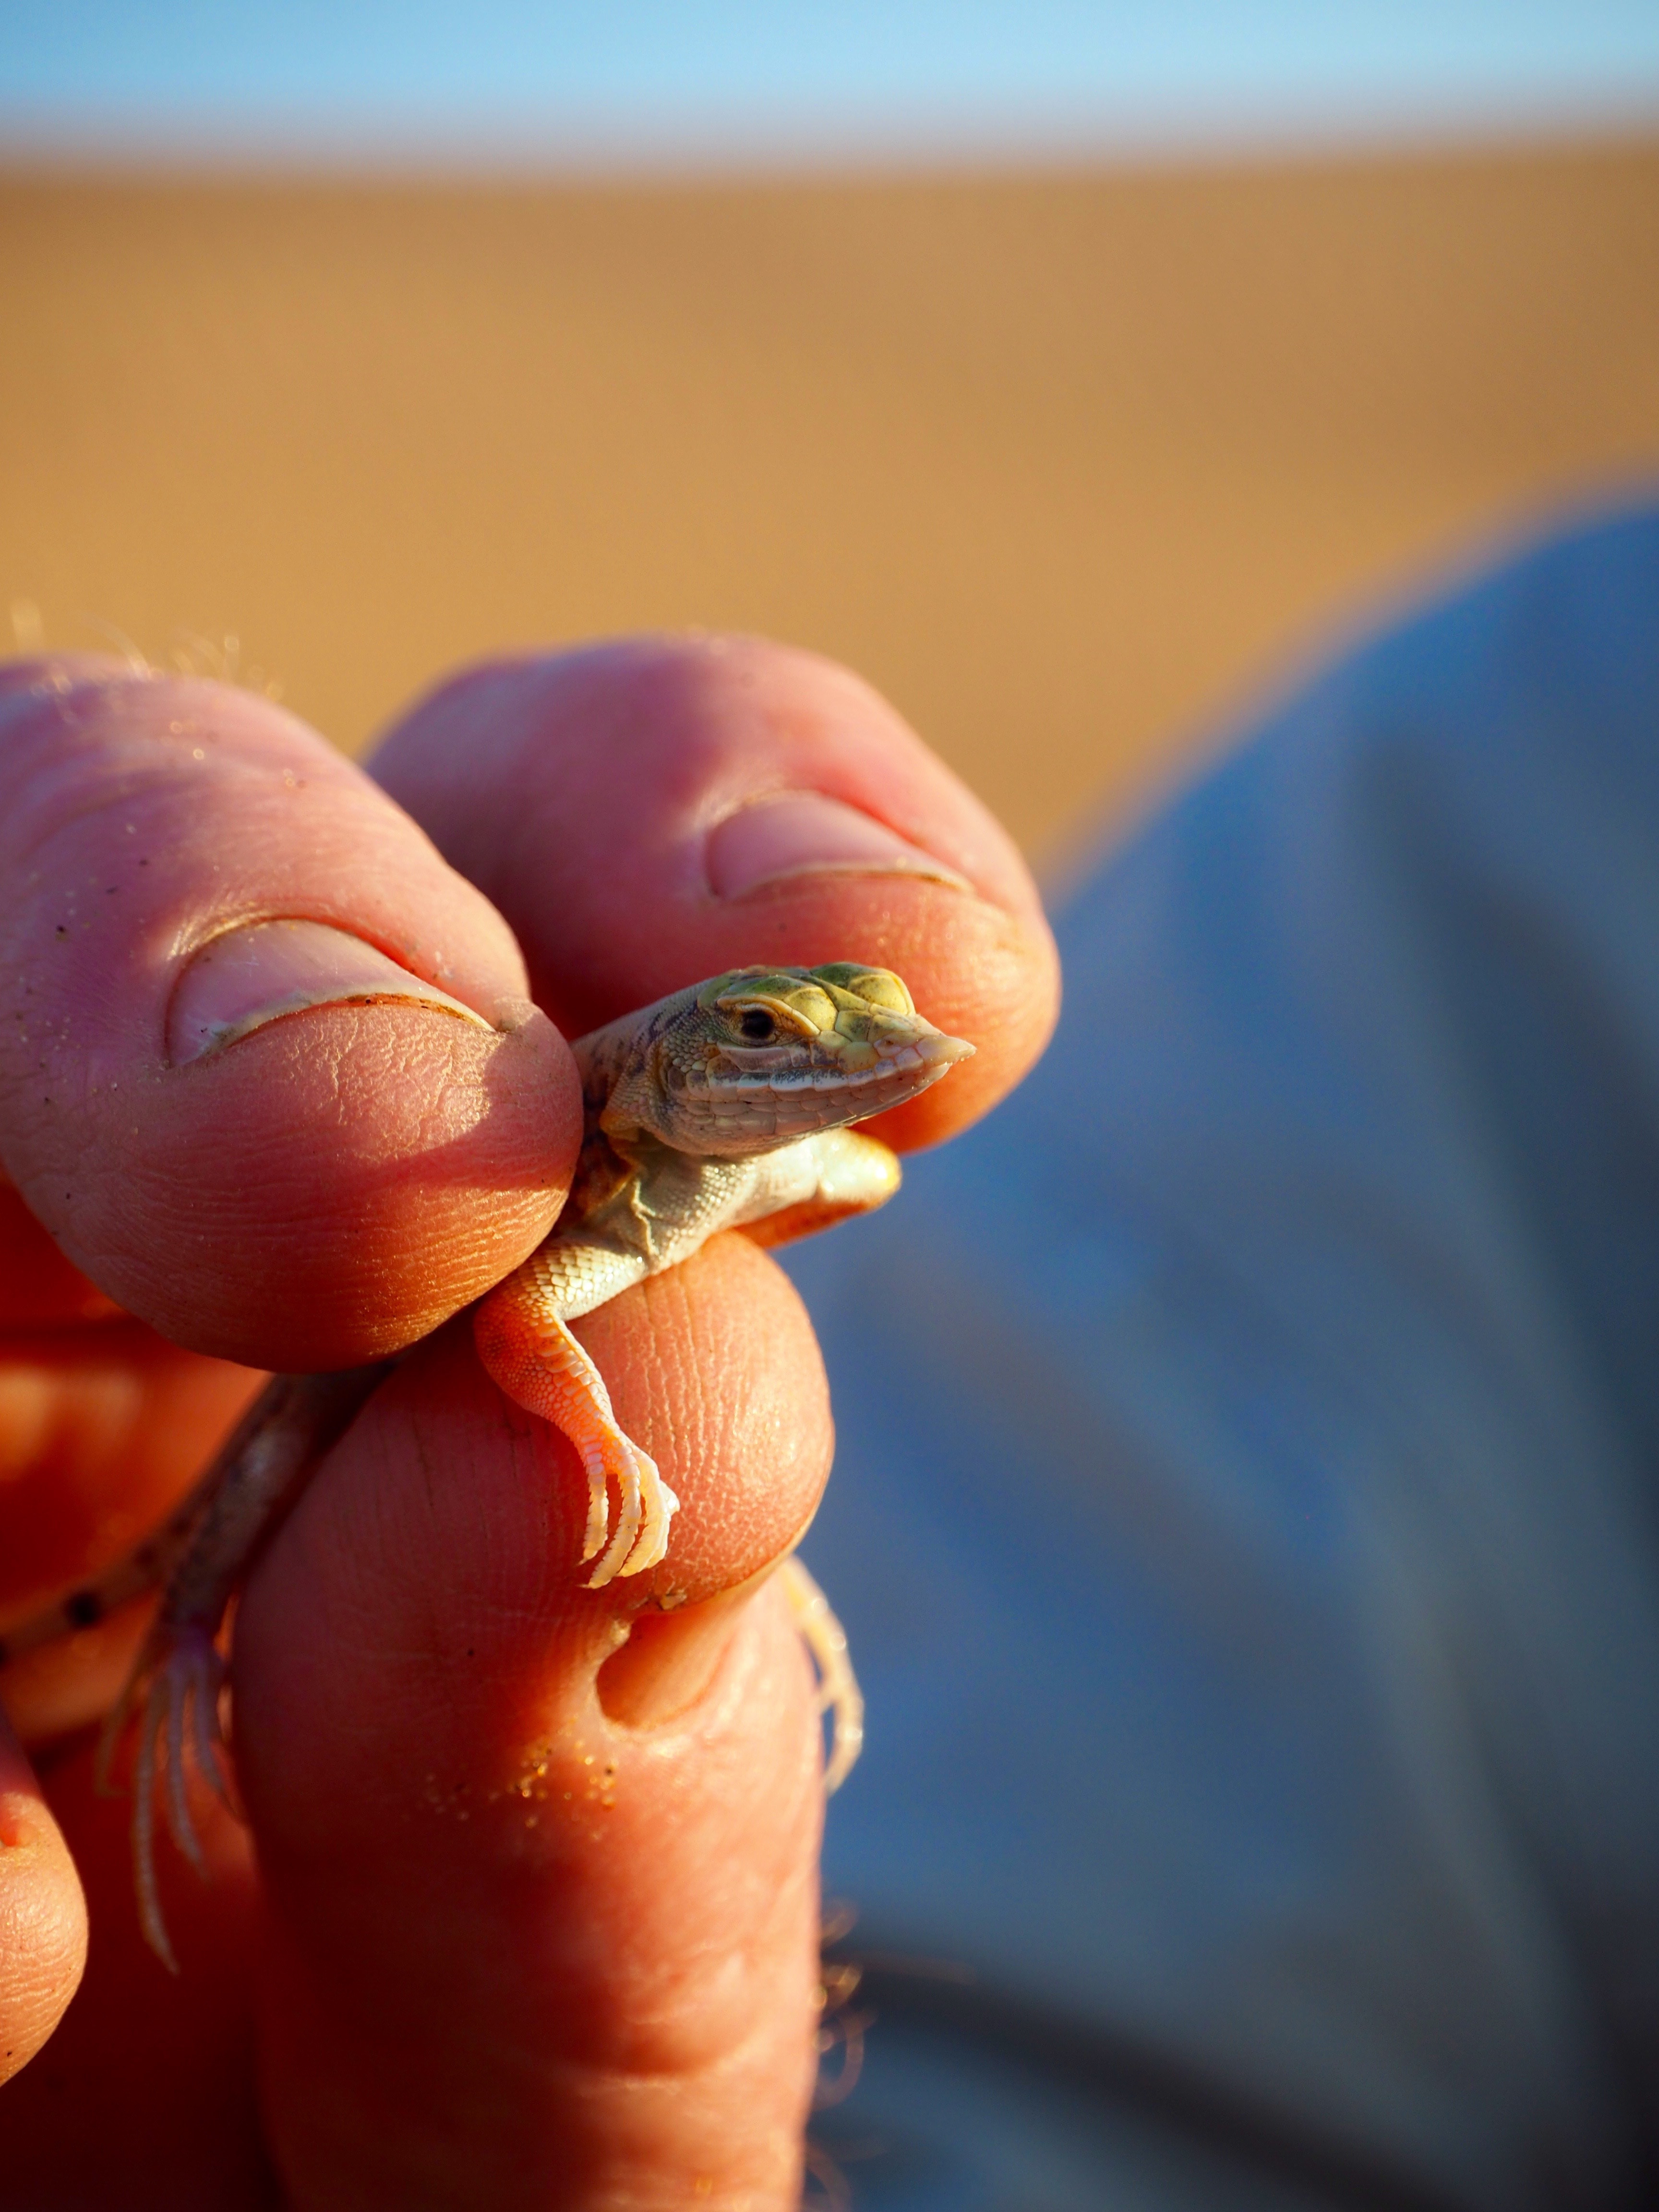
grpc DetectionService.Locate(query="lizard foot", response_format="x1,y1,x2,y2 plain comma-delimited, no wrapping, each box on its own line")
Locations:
473,1297,680,1588
779,1558,864,1793
97,1623,234,1974
581,1425,679,1589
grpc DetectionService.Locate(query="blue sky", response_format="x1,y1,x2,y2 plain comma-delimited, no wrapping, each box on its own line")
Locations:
6,2,1659,167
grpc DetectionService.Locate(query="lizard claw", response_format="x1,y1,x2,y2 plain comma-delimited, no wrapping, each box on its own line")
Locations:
617,1441,679,1578
586,1435,680,1587
578,1452,612,1563
585,1428,643,1585
99,1623,235,1973
779,1558,864,1793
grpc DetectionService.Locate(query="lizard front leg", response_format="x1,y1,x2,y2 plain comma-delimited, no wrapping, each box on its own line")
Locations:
473,1238,681,1587
473,1131,902,1592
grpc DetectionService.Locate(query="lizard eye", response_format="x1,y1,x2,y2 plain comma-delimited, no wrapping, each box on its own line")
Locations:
738,1008,777,1041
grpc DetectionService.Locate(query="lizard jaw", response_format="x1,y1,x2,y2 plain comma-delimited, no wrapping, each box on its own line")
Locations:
677,1027,974,1149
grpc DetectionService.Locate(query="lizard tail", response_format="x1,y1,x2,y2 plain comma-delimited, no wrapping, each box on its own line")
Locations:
0,1365,392,1675
0,1522,193,1669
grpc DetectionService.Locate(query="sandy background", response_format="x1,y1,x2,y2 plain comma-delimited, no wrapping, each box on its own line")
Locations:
3,137,1657,868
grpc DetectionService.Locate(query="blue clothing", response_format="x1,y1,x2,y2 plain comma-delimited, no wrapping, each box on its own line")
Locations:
789,500,1659,2210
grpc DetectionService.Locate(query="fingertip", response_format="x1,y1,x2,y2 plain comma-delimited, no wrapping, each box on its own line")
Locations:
0,671,579,1366
705,862,1061,1153
0,1713,87,2084
230,1239,833,1908
120,995,579,1368
372,634,1058,1138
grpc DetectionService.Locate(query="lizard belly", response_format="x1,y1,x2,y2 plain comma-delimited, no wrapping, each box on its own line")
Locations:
732,1128,902,1247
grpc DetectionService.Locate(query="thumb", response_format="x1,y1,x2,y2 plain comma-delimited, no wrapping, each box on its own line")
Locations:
236,1231,830,2206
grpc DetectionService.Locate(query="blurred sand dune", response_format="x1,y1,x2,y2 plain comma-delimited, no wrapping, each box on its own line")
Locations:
3,139,1656,863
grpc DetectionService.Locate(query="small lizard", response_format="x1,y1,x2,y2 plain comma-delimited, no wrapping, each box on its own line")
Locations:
0,962,972,1969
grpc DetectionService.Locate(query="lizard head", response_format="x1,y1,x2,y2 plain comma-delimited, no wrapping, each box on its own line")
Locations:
600,962,974,1154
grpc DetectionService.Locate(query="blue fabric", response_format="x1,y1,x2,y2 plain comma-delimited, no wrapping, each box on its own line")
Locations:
789,500,1659,2210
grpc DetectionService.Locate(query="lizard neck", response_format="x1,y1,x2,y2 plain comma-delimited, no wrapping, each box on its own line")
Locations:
570,982,707,1151
570,1000,682,1152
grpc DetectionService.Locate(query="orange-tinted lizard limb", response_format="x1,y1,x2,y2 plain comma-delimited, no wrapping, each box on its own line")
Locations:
473,1243,678,1586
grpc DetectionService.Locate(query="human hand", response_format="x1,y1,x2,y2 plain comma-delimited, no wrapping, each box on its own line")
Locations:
0,638,1057,2206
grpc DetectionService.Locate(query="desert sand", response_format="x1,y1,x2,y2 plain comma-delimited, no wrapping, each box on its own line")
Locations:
3,138,1656,868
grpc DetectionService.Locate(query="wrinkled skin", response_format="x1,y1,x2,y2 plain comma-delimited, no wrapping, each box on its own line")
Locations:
0,637,1058,2209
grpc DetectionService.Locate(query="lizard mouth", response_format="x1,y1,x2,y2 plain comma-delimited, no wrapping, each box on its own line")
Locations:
685,1022,974,1143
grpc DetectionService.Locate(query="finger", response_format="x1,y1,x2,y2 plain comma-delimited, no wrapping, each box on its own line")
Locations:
0,1739,270,2200
0,1331,262,1743
0,1166,267,1743
0,1710,86,2086
370,635,1060,1150
235,1233,829,2204
0,659,579,1370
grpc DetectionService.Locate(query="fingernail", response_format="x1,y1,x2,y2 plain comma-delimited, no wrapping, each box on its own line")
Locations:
168,918,494,1066
707,792,973,899
597,1567,771,1728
